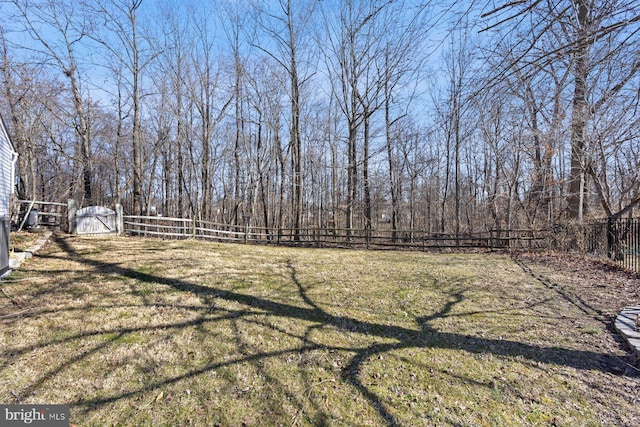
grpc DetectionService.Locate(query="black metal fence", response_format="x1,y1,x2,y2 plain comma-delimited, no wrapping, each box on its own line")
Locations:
606,217,640,273
564,218,640,274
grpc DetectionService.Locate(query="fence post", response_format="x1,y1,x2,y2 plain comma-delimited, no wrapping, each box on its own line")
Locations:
607,216,626,262
607,217,614,260
68,199,78,235
115,204,123,235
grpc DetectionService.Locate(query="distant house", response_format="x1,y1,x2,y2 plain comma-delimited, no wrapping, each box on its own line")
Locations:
0,115,18,277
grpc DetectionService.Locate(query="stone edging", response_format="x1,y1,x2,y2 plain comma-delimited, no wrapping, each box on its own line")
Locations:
8,230,53,271
614,306,640,365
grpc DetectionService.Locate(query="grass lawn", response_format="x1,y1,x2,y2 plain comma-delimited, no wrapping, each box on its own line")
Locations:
1,234,639,426
9,230,43,252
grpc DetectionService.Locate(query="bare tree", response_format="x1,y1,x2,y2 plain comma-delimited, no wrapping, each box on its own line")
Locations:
252,0,318,240
154,0,189,217
90,0,156,215
433,28,476,236
9,0,95,204
186,7,233,221
320,0,395,237
0,30,35,200
482,0,640,220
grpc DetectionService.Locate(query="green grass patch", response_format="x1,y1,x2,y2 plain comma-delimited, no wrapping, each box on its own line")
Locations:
0,235,637,426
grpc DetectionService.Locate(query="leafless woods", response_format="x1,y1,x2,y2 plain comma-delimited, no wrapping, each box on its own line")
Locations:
1,0,639,237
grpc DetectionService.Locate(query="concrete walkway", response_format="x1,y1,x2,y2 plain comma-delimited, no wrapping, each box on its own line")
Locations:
615,306,640,365
8,230,53,272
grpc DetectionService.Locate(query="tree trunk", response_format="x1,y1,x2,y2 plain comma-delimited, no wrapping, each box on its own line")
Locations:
385,99,399,242
346,115,357,239
130,2,143,215
567,1,591,220
363,110,372,244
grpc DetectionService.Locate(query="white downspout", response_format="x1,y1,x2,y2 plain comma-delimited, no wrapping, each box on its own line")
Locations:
10,151,18,194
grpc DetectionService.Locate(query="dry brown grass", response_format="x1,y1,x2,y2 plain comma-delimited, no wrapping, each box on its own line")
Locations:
0,235,639,426
9,231,42,252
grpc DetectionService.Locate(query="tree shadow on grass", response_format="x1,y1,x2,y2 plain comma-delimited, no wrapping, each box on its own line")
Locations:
9,235,632,426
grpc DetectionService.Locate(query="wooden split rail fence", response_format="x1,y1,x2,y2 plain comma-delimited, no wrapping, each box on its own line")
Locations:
15,200,68,230
123,215,639,273
122,215,548,250
11,202,639,274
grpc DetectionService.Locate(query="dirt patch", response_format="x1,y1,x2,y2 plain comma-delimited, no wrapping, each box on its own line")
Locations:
515,251,640,320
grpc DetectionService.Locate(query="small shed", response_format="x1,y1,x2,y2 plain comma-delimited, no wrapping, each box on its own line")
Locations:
0,115,18,277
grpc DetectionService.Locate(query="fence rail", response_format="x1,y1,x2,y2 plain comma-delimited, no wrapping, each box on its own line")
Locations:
122,215,549,250
15,199,68,230
122,214,640,273
10,207,634,273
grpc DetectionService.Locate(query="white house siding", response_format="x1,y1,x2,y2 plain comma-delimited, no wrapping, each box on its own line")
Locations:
0,117,16,275
0,119,14,217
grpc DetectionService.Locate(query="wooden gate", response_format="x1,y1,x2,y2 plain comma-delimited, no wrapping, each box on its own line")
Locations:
76,206,118,235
